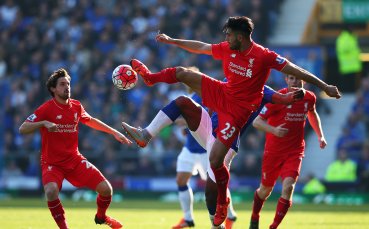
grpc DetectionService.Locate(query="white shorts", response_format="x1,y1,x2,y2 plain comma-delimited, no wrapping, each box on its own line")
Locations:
176,147,208,180
189,107,237,182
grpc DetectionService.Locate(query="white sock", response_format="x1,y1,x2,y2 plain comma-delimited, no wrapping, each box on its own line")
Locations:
227,188,237,218
146,110,173,137
179,186,194,221
209,214,215,225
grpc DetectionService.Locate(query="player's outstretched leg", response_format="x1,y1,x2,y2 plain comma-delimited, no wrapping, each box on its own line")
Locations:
130,59,178,86
121,122,152,148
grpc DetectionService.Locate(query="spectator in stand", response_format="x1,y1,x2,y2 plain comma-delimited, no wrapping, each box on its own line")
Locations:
325,149,357,182
335,27,363,92
357,142,369,192
302,173,326,195
336,112,367,158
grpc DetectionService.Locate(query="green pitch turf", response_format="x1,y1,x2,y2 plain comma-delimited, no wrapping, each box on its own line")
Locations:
0,198,368,228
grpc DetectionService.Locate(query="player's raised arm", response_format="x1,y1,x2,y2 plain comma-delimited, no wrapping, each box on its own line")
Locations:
19,121,57,134
84,118,132,144
156,33,212,55
281,61,341,99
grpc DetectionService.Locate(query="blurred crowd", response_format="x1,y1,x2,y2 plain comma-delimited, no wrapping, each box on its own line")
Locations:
2,0,367,193
326,77,369,191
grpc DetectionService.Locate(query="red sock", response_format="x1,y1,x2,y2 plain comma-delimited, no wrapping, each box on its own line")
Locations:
270,197,292,229
251,190,265,221
96,194,112,219
211,164,230,204
149,67,178,84
47,198,68,229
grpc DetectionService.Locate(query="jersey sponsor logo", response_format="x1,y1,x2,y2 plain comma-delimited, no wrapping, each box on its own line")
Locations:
27,114,37,122
220,122,236,140
228,61,252,78
56,115,62,120
276,56,286,64
55,124,77,133
230,53,236,58
285,112,307,121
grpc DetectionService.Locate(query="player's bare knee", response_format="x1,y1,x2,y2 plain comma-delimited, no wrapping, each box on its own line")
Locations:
44,185,59,200
282,183,295,197
258,186,273,199
96,180,113,196
176,176,187,186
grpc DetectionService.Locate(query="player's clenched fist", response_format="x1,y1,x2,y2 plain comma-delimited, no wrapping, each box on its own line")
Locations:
156,33,173,44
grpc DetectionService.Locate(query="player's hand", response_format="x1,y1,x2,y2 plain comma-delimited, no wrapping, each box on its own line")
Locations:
156,33,174,44
290,87,305,101
319,136,327,149
113,130,132,145
43,121,57,132
323,85,341,99
273,123,288,137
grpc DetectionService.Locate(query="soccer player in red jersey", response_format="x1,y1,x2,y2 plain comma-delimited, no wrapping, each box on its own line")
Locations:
19,68,131,229
249,75,327,229
130,16,340,226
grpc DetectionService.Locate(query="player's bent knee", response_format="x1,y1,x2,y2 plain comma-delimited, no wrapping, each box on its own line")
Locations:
44,183,59,200
96,180,113,196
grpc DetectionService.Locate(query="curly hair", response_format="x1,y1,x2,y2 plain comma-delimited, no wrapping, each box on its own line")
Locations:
46,68,71,97
223,16,254,37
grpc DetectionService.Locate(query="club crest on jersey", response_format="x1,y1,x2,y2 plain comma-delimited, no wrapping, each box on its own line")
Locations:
230,53,236,58
276,56,286,64
248,58,254,68
74,113,78,122
27,114,37,122
56,115,62,120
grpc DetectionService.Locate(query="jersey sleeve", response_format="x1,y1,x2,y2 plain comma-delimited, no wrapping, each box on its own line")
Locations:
308,91,317,111
258,103,278,120
262,85,276,104
211,42,227,60
25,104,47,123
79,103,92,124
263,49,287,71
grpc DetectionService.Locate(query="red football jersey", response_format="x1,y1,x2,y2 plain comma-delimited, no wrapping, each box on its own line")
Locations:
259,88,316,155
25,98,92,168
212,41,287,109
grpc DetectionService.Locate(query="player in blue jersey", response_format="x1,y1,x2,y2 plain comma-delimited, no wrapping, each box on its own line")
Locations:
122,79,304,228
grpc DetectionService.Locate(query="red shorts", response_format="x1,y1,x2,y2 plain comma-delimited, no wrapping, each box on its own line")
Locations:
201,74,253,147
42,159,106,190
261,151,304,187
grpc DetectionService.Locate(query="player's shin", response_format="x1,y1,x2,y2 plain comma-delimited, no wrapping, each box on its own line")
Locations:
48,198,69,229
269,197,292,229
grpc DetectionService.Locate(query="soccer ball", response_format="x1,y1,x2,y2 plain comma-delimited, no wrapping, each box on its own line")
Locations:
112,64,138,90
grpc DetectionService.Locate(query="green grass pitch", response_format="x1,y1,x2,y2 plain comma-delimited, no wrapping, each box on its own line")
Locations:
0,198,368,228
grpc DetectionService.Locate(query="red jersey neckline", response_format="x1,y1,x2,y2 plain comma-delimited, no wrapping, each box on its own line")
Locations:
52,98,72,109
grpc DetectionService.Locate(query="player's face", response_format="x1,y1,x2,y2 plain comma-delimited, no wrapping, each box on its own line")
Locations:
224,28,241,50
285,75,303,88
54,77,71,100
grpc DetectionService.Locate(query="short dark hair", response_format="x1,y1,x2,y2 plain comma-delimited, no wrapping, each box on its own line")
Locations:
46,68,71,97
223,16,254,37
